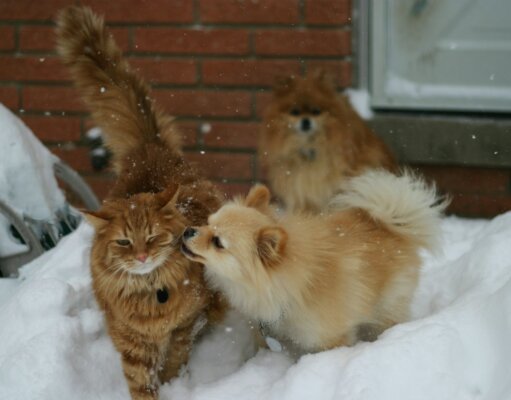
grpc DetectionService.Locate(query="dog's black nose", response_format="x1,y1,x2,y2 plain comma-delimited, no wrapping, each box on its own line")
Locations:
183,227,197,240
301,118,311,131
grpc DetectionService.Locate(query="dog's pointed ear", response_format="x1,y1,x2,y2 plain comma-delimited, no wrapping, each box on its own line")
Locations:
311,68,336,91
81,210,110,230
245,184,271,212
273,75,296,97
158,184,180,212
257,226,287,268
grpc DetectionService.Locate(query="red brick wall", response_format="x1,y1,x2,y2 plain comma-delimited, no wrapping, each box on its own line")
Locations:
0,0,509,218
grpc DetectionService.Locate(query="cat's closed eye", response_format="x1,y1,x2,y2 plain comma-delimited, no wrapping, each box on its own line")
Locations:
146,235,159,244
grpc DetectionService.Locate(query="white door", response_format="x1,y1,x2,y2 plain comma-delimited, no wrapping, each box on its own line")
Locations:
370,0,511,112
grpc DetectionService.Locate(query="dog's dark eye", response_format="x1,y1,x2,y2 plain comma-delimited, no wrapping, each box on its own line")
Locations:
311,108,322,116
212,236,224,249
290,108,300,116
116,239,131,246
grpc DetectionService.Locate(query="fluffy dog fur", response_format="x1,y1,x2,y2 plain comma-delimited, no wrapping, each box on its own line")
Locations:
181,170,446,353
259,72,398,213
56,6,225,399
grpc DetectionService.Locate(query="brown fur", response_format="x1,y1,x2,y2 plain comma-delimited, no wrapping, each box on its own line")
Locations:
56,6,225,399
259,71,398,213
181,171,446,354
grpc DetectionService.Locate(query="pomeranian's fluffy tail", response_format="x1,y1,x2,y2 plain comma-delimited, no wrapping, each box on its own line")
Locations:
55,6,180,173
330,169,448,251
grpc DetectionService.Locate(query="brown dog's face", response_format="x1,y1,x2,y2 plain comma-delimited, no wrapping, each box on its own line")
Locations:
261,70,349,162
180,185,288,285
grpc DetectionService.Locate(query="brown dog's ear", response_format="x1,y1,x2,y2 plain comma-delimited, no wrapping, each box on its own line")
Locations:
158,184,180,212
245,184,271,212
257,226,287,268
310,69,336,91
81,210,110,230
273,75,296,96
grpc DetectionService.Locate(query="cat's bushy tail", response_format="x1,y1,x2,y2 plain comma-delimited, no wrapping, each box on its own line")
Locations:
330,169,449,252
56,6,181,173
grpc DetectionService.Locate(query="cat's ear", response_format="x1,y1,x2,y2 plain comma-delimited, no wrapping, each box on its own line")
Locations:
158,185,180,212
81,210,110,230
245,184,271,212
273,75,296,97
257,226,287,269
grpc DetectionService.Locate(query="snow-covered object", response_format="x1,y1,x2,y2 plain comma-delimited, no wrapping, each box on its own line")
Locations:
386,74,511,101
345,88,374,120
85,126,103,141
1,213,511,399
0,104,66,257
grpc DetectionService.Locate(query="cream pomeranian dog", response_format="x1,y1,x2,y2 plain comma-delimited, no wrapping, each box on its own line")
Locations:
181,170,446,353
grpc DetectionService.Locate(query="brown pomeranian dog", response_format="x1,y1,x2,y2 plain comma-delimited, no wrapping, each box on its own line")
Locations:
181,170,446,354
259,71,398,213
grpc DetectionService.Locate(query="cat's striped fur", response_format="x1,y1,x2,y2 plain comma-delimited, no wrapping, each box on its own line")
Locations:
56,6,226,399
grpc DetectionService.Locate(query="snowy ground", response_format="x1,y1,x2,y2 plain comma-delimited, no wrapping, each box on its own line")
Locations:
1,213,511,400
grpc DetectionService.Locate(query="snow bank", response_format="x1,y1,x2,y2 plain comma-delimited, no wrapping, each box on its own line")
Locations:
1,213,511,400
0,104,66,257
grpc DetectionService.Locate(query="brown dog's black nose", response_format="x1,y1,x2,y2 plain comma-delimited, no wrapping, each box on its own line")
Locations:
183,227,197,240
301,118,311,131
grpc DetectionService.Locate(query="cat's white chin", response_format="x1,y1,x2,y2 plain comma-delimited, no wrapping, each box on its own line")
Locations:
129,260,162,275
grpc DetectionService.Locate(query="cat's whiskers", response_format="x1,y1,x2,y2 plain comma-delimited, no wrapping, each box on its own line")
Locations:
94,261,129,293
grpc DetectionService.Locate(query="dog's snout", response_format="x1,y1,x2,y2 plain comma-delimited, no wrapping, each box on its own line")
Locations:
301,118,311,132
183,227,197,240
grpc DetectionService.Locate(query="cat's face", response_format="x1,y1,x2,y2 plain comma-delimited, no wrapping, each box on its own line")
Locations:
85,188,187,275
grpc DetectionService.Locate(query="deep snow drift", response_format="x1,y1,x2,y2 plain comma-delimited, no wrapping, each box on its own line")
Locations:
0,104,65,257
1,212,511,400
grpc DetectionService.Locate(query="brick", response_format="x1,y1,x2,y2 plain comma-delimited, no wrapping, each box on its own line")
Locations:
153,89,251,118
255,91,273,118
202,122,260,149
83,175,116,201
202,60,301,87
255,30,351,56
306,61,352,88
0,86,19,110
417,165,510,194
19,26,56,52
110,28,131,52
129,58,197,85
174,121,198,146
134,28,249,55
0,56,68,82
0,26,15,51
305,0,351,25
23,116,81,142
448,194,511,218
50,146,93,173
82,0,193,23
23,86,85,112
255,157,269,181
185,151,254,180
215,181,253,200
0,0,70,21
19,26,130,52
200,0,299,24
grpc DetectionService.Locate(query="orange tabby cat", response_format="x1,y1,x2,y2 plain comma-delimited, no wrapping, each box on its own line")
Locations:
56,6,225,400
